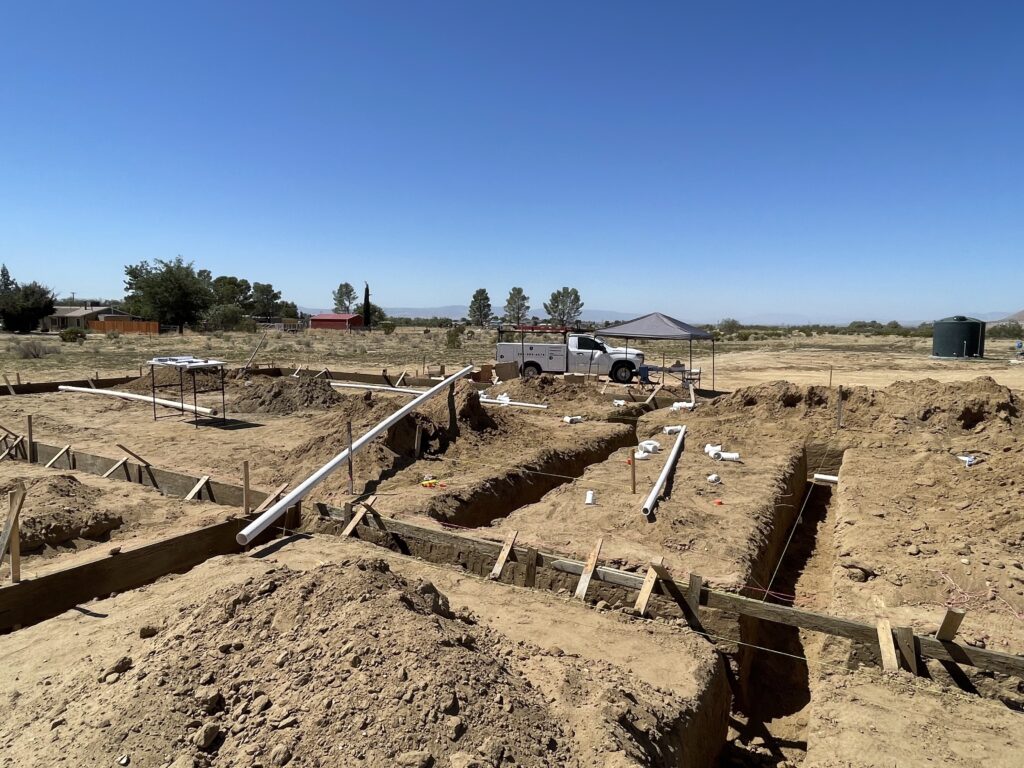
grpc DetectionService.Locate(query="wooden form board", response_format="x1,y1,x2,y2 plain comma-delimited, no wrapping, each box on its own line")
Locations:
633,557,665,616
330,505,1024,679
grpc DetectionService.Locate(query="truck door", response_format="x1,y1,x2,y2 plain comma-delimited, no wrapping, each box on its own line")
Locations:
569,335,606,374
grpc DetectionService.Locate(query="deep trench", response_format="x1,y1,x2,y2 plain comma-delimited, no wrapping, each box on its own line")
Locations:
719,449,840,767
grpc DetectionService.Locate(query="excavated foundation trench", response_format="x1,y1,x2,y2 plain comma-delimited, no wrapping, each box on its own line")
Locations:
324,421,845,767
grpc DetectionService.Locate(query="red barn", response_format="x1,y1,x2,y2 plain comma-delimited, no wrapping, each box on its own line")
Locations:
310,313,364,330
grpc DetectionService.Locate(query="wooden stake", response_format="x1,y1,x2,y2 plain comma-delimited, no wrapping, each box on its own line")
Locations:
242,460,250,514
2,484,26,583
836,385,844,429
634,557,665,617
114,443,150,467
574,537,603,601
44,444,72,469
876,618,900,672
630,455,636,494
489,530,518,580
14,372,20,385
936,607,966,641
0,436,23,462
346,421,354,494
687,572,703,619
102,457,129,478
253,483,289,514
2,375,14,395
24,416,32,464
894,625,920,675
341,507,367,537
524,546,538,588
185,475,211,501
414,423,423,458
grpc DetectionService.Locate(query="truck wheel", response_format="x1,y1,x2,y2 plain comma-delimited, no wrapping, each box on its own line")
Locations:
610,363,633,384
522,362,542,378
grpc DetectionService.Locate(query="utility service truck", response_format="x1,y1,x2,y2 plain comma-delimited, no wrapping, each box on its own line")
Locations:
496,333,645,383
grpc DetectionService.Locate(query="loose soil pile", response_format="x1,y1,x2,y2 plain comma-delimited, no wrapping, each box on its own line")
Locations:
487,375,674,421
31,558,695,767
232,377,343,415
705,376,1018,438
0,474,119,553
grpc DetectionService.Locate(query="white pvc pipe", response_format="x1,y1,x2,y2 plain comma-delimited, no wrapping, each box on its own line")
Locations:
328,382,426,395
642,426,686,518
328,381,548,409
58,385,218,416
479,397,548,410
711,450,740,462
670,384,697,411
813,473,839,484
236,365,474,545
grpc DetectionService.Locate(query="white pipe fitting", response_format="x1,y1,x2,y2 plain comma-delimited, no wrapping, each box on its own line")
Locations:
639,440,661,453
711,450,740,462
704,444,722,456
585,490,595,505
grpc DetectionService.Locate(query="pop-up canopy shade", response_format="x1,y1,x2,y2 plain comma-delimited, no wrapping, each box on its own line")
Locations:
599,312,712,340
599,312,715,388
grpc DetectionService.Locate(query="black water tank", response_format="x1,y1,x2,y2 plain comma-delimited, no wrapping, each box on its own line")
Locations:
932,316,986,358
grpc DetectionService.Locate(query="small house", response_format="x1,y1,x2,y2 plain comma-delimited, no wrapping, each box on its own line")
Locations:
310,313,364,330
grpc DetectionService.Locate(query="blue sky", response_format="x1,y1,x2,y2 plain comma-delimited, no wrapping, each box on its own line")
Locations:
1,1,1021,323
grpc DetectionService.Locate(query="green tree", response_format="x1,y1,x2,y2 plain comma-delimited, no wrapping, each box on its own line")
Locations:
503,286,529,326
333,282,357,313
123,257,213,332
211,276,253,310
278,300,299,319
0,264,17,294
543,287,584,327
718,318,741,335
205,304,245,331
0,280,55,333
468,288,492,326
362,282,372,329
250,282,282,317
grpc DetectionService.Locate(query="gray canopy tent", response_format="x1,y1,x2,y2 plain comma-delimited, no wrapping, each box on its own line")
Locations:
598,312,715,390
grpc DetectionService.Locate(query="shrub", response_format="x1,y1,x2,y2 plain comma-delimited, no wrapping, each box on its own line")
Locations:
380,322,396,336
105,330,121,339
446,327,462,349
59,327,88,343
465,329,475,339
7,340,58,359
423,328,431,335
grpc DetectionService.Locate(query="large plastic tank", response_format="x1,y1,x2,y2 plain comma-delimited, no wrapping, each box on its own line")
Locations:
932,316,986,358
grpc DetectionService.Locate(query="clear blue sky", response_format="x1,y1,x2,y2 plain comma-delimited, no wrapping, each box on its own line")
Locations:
1,1,1021,323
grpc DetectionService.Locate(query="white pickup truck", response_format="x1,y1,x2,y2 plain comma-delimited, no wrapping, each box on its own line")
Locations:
496,333,645,383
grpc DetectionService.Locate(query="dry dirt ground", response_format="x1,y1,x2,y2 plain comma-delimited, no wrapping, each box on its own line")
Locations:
0,534,726,768
1,335,1022,767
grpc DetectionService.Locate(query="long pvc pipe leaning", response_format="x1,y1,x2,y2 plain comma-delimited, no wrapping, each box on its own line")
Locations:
57,385,218,416
236,365,475,545
641,425,687,519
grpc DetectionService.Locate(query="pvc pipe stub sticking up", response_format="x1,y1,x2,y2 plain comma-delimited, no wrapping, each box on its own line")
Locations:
585,490,595,505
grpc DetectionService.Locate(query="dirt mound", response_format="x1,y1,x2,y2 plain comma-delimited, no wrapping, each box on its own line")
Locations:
707,377,1018,434
420,380,497,434
233,377,343,414
72,559,578,766
121,367,227,396
0,474,121,552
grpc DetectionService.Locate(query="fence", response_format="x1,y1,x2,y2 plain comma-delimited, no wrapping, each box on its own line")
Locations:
88,319,160,335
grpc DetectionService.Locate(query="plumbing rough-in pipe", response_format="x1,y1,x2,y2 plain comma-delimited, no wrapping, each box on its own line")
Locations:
641,425,686,518
813,473,839,484
670,384,697,411
236,365,474,545
327,381,547,409
57,385,218,416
